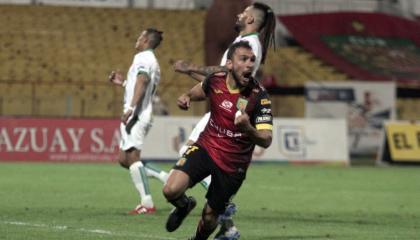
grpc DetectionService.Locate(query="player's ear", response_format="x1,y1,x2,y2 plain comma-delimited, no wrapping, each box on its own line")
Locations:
247,15,254,25
225,59,233,70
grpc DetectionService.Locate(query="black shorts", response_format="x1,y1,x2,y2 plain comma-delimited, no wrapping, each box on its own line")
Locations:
173,143,246,214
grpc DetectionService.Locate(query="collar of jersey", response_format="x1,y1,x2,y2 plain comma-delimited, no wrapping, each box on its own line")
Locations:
226,78,240,94
240,32,259,38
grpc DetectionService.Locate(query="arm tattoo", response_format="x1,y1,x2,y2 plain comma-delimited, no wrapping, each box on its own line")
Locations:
194,65,226,76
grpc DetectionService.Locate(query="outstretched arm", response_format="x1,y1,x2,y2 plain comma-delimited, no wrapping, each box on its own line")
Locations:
174,60,226,82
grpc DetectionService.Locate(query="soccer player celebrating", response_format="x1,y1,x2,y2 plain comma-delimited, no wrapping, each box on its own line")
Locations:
163,41,273,240
108,28,168,215
173,2,276,238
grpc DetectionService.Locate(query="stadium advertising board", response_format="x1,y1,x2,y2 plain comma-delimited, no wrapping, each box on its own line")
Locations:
305,81,396,158
0,117,120,162
145,117,349,164
380,121,420,163
0,117,349,164
265,118,349,164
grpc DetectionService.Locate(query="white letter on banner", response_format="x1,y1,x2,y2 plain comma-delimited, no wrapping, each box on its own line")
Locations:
0,128,13,152
105,129,120,153
91,128,104,153
49,129,68,152
67,128,85,153
29,128,48,152
14,128,29,152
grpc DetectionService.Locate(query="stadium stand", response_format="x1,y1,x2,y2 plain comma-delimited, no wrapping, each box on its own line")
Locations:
397,98,420,121
262,47,351,118
263,47,350,86
0,5,207,117
0,82,33,116
0,4,419,119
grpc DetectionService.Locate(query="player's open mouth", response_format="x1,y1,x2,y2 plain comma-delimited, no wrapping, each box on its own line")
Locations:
243,72,252,80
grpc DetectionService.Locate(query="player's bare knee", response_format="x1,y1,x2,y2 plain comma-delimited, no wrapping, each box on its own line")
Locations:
162,184,180,200
117,155,129,169
118,160,129,169
162,170,189,200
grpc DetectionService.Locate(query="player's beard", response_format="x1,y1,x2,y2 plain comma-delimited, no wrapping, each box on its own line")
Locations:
234,20,245,33
232,68,247,88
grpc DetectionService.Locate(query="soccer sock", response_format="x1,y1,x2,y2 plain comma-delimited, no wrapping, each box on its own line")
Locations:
194,219,217,240
144,162,168,183
129,161,153,208
169,194,189,208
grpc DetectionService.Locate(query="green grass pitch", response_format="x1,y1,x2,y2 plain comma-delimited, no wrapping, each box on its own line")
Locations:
0,162,419,240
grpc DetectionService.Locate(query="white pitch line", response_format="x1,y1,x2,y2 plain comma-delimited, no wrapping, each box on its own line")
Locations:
2,220,178,240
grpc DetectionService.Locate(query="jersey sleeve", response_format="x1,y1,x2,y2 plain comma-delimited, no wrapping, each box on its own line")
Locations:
248,38,261,62
220,49,228,66
253,90,273,131
134,55,151,78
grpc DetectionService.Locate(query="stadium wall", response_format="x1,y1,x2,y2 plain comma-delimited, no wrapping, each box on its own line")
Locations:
0,116,349,164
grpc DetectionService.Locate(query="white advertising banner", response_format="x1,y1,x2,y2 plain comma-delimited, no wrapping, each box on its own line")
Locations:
305,81,396,157
142,116,197,160
34,0,128,8
252,118,348,163
142,116,349,164
0,117,348,164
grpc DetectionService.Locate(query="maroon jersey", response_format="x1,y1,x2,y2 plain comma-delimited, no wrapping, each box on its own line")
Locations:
196,74,273,173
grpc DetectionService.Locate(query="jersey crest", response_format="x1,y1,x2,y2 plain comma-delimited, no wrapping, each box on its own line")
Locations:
236,97,248,111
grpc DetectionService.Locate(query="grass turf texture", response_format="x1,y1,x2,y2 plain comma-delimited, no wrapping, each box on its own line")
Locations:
0,162,419,240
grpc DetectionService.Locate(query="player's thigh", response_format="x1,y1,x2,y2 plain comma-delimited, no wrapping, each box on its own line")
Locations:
173,144,212,187
120,119,152,152
206,168,245,214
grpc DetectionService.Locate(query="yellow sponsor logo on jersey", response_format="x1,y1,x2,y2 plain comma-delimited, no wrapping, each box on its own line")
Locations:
213,89,223,94
261,99,271,105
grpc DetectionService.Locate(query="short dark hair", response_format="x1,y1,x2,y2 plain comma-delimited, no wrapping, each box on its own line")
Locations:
145,28,163,49
226,41,253,60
